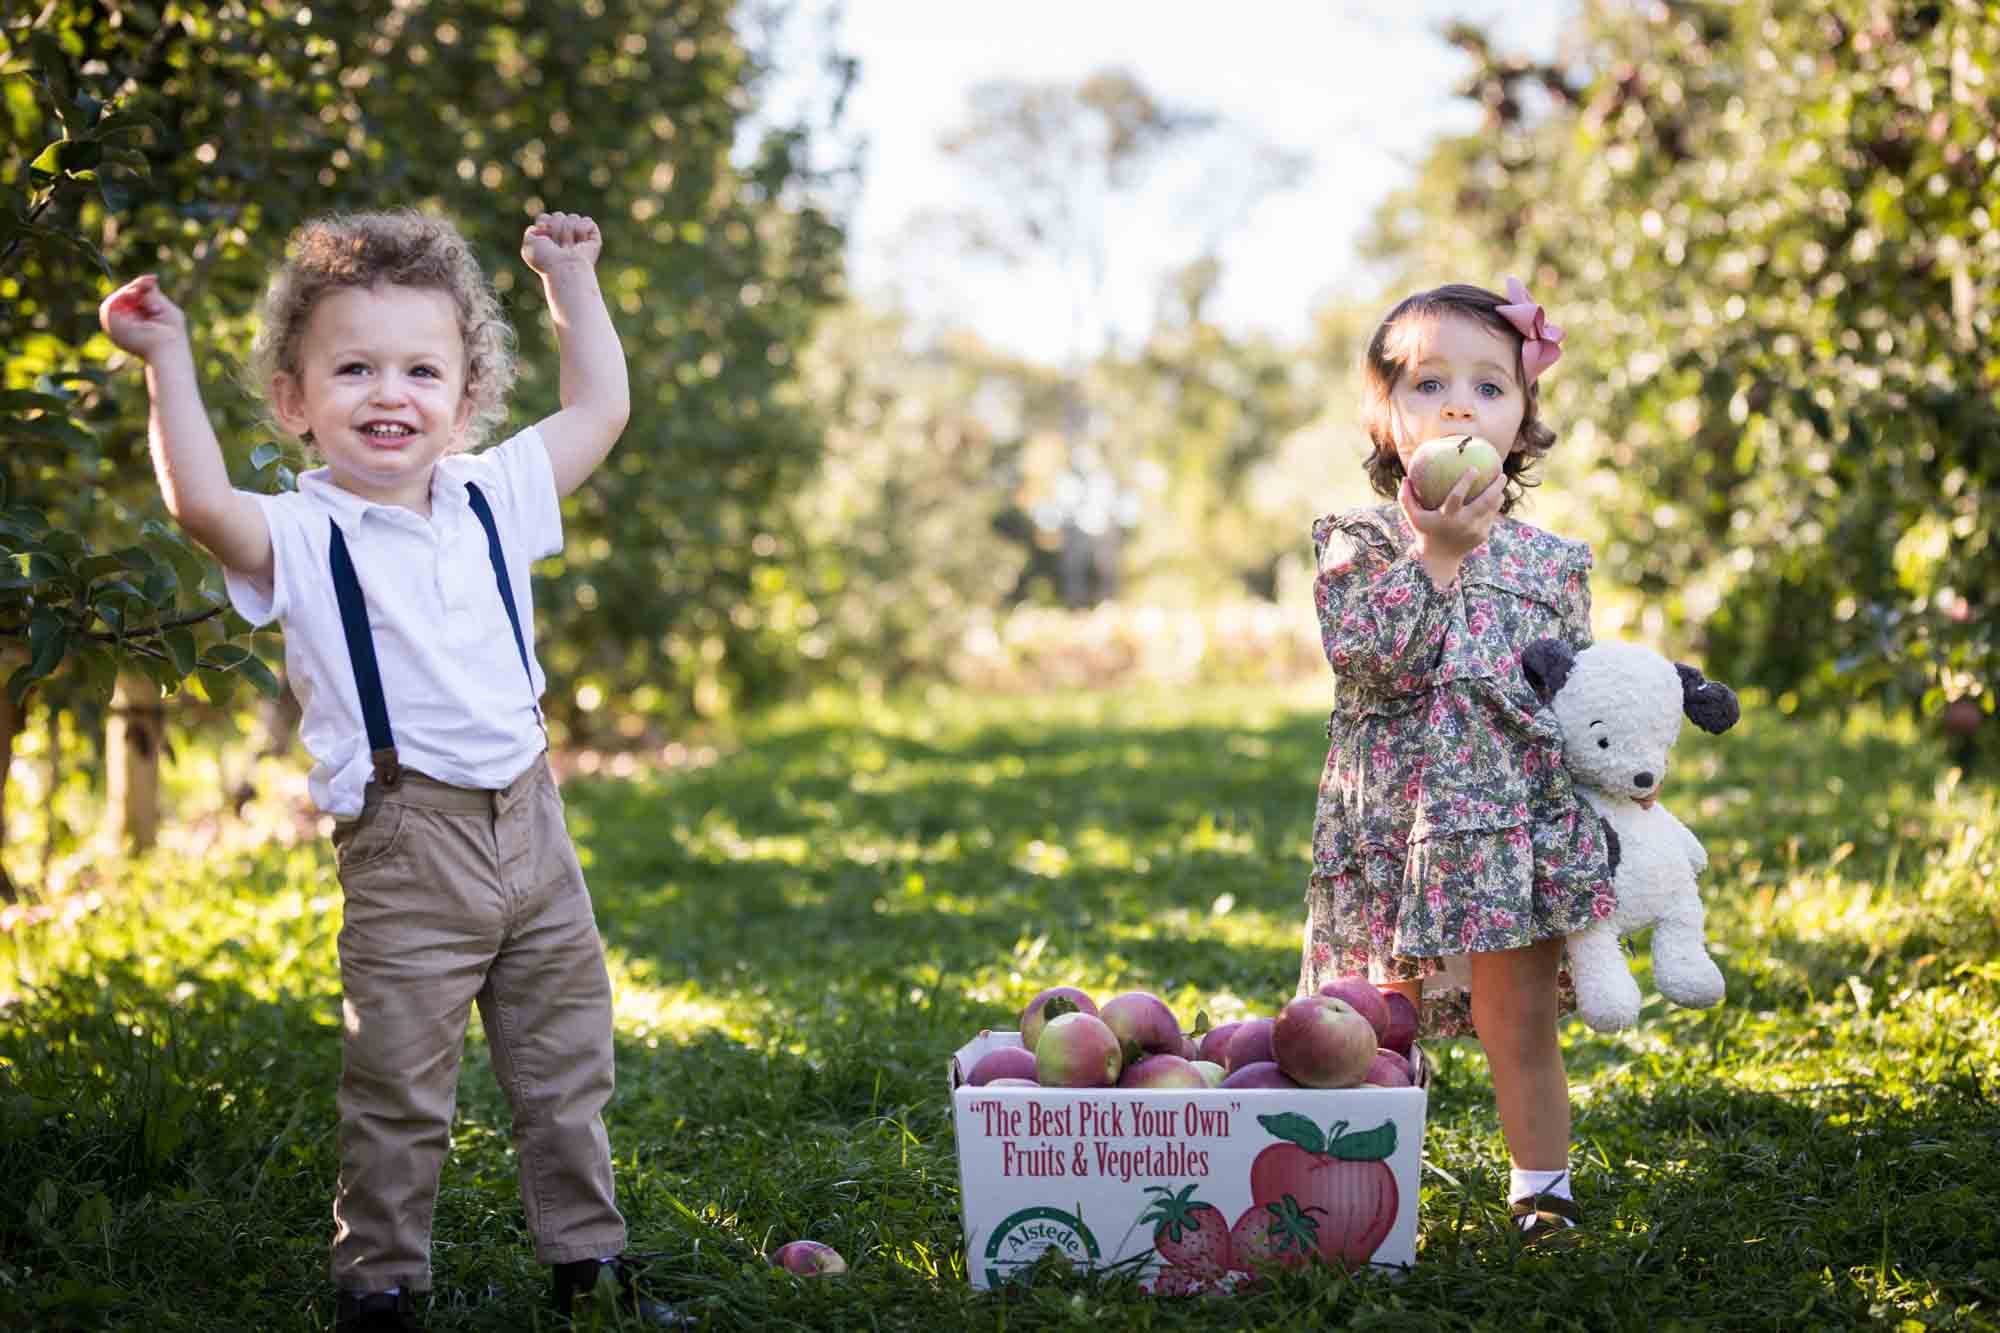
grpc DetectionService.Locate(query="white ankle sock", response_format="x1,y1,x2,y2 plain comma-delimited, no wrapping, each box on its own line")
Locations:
1509,1166,1571,1202
1510,1167,1573,1229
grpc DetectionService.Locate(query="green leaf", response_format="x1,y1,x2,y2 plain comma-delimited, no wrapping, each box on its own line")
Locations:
1255,1112,1326,1155
137,651,181,695
17,606,70,697
194,666,239,709
163,628,198,677
233,650,281,698
0,390,72,413
4,506,53,537
1323,1118,1397,1163
77,554,127,581
91,108,169,140
142,520,212,603
200,643,253,670
57,139,103,174
2,413,97,450
70,641,119,706
140,565,176,607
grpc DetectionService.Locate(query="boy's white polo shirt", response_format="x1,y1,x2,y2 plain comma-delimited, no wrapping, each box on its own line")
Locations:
223,426,563,818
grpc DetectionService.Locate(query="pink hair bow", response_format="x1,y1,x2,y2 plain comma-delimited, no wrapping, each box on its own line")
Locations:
1497,276,1564,384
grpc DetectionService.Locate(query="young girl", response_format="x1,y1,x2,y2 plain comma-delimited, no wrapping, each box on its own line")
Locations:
1299,278,1614,1246
99,211,678,1329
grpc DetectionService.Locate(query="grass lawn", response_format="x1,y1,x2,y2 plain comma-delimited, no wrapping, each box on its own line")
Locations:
2,684,1996,1331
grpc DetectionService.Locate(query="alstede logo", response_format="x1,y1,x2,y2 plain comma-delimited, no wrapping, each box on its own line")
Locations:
983,1204,1100,1285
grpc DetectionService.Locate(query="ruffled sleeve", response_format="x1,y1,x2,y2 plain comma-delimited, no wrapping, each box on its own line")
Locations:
1311,508,1455,693
1556,540,1593,651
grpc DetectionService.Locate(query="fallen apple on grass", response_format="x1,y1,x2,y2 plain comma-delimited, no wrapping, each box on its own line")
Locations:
771,1240,846,1276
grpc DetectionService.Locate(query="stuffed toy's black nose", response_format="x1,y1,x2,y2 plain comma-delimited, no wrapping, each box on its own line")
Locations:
1633,772,1654,789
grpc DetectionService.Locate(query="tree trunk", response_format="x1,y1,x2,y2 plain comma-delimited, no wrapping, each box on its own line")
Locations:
107,673,163,853
0,680,18,902
231,673,301,814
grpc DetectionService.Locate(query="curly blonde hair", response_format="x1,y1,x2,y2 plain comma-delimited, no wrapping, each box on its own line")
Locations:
1357,282,1558,514
246,210,516,449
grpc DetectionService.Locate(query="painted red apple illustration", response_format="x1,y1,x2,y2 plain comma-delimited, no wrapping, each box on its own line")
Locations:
1247,1113,1399,1270
1140,1183,1233,1293
1227,1195,1324,1276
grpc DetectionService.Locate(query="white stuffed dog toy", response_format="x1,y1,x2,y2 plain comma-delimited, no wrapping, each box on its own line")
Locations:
1521,638,1741,1033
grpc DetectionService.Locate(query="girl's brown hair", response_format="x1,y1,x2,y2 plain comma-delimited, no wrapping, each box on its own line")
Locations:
246,210,516,448
1357,282,1557,513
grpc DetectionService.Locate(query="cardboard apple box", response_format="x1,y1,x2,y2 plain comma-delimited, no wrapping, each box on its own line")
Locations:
949,1031,1428,1292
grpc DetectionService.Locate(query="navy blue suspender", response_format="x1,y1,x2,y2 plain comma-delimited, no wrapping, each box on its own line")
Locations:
328,481,539,790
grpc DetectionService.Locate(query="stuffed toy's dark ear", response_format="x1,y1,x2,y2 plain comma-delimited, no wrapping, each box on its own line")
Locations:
1521,638,1575,707
1676,663,1740,734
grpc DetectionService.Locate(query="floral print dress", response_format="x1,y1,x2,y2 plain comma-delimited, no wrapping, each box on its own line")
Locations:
1299,503,1615,1037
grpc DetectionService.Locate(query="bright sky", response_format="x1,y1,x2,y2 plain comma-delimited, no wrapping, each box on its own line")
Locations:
826,0,1570,363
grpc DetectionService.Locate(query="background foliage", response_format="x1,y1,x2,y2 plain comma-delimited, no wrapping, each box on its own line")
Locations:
1371,0,1998,736
3,0,849,740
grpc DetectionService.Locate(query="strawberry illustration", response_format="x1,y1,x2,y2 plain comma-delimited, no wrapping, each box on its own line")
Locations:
1228,1195,1324,1275
1141,1183,1233,1291
1247,1114,1400,1270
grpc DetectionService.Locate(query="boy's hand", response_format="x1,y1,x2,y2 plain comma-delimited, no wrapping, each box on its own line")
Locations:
521,211,603,275
99,275,189,362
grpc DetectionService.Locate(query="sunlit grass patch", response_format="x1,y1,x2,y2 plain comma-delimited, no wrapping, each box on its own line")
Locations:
1,686,1994,1330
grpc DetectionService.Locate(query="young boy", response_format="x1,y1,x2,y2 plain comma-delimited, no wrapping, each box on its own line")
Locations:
99,209,676,1330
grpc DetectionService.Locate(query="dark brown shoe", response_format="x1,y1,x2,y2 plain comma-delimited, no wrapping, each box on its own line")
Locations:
551,1255,687,1325
1509,1192,1583,1249
334,1288,425,1332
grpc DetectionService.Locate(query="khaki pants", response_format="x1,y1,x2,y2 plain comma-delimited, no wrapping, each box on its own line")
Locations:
328,756,625,1293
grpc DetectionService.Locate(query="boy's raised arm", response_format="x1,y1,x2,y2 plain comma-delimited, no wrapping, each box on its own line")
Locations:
520,211,630,497
99,276,274,588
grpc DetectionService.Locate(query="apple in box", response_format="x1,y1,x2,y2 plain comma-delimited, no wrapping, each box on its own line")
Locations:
1034,1010,1123,1087
1019,986,1097,1051
1118,1054,1207,1089
1272,995,1378,1089
1317,974,1390,1043
1099,991,1182,1065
